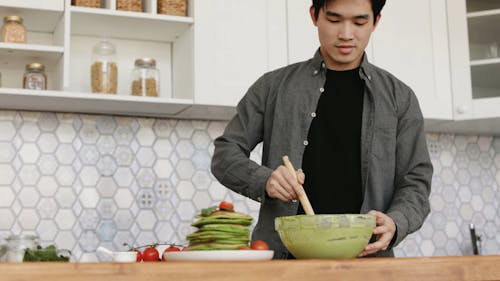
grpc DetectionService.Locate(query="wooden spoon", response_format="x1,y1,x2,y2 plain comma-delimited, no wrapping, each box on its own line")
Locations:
282,156,315,215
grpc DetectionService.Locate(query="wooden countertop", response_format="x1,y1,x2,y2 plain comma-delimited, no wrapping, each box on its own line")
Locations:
1,255,500,281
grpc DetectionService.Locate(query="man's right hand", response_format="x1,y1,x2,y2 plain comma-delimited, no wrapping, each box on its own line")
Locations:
265,165,305,202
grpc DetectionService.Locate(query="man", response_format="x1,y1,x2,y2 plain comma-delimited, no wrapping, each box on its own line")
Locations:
211,0,433,258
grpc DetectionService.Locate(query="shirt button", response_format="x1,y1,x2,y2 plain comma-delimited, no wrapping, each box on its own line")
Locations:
303,140,308,146
257,196,262,202
311,112,316,118
319,87,324,93
368,75,372,81
313,70,318,75
321,62,326,69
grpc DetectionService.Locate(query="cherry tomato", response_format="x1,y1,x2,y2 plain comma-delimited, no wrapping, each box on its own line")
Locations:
142,247,159,262
251,240,269,250
162,245,181,261
219,201,234,211
136,250,143,262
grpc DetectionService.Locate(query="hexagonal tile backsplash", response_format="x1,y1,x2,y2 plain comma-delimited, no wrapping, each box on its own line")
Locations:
0,110,499,261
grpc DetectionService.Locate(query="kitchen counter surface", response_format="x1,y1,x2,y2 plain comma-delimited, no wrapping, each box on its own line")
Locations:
1,255,499,281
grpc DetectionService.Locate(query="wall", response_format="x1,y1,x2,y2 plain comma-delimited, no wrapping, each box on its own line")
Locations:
0,110,498,261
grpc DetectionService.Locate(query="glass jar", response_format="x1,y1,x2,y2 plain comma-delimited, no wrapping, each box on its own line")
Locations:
131,58,160,97
1,15,27,43
91,40,118,94
5,235,38,262
23,63,47,90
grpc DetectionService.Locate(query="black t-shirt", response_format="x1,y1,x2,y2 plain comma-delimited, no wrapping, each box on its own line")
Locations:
297,67,364,215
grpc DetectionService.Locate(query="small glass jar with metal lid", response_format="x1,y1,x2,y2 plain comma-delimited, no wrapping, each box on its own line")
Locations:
1,15,27,43
23,63,47,90
131,58,160,97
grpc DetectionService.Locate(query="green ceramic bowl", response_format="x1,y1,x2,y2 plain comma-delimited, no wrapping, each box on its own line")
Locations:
275,214,375,259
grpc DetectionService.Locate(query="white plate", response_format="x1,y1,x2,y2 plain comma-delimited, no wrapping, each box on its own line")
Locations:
164,250,274,261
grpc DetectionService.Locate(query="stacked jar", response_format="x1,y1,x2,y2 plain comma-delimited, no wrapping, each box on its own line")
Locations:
91,40,118,94
23,63,47,90
131,58,160,97
1,15,27,43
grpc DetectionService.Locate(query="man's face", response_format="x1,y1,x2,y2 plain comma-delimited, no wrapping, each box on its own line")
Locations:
310,0,380,70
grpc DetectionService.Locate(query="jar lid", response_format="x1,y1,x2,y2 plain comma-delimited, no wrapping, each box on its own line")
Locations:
4,15,23,23
6,234,38,241
135,58,156,67
26,63,45,71
92,40,116,56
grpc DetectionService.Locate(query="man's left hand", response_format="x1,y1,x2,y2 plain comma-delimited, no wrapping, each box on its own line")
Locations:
358,210,396,257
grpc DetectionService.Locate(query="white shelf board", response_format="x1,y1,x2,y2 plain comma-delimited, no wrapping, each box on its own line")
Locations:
470,57,500,66
70,6,193,42
0,43,64,70
467,8,500,18
0,88,193,117
0,4,64,33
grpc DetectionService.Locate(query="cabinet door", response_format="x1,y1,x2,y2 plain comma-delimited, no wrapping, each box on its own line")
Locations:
371,0,453,120
447,0,500,120
193,0,278,106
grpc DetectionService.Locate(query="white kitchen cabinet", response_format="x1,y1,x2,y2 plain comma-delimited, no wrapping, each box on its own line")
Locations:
447,0,500,120
370,0,453,121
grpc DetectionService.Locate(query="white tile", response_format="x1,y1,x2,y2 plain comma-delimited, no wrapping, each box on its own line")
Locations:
0,187,15,207
80,166,100,187
18,164,40,186
55,231,77,251
55,166,76,186
18,209,40,229
192,191,211,210
136,127,156,146
37,220,58,241
153,139,173,158
19,122,40,142
113,167,134,188
114,146,133,166
153,159,173,179
55,143,76,165
0,142,16,163
55,209,76,230
137,210,157,230
175,120,194,139
0,164,16,185
18,187,40,207
114,210,134,230
37,176,58,197
175,160,194,180
154,222,175,244
79,145,99,165
0,121,16,141
114,126,134,145
176,181,195,200
176,201,196,221
55,187,76,208
0,209,15,229
137,168,155,188
153,119,176,138
208,181,228,201
38,154,58,175
155,200,174,220
79,188,100,208
79,209,99,230
97,135,116,155
38,113,59,132
207,121,226,140
136,147,156,167
55,123,76,143
192,131,210,149
37,198,58,219
176,140,194,159
97,177,117,197
36,134,58,153
97,155,117,177
96,116,117,134
114,188,134,208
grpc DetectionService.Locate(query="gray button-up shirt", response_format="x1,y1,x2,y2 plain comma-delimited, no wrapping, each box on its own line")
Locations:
211,50,433,258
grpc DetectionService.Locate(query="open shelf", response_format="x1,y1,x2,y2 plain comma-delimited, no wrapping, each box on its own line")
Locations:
0,88,192,117
0,43,64,69
70,6,193,42
0,3,64,33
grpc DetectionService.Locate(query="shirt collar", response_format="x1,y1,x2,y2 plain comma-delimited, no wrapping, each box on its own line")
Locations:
310,48,374,81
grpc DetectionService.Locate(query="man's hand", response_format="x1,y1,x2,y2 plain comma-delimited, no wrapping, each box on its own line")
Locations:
265,166,305,202
358,210,396,257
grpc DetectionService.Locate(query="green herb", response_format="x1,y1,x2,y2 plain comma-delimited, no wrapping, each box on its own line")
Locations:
23,245,70,262
201,206,217,217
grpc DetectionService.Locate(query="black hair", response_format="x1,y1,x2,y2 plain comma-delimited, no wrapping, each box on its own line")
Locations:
312,0,386,23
